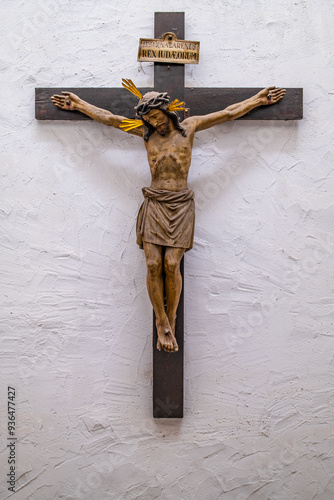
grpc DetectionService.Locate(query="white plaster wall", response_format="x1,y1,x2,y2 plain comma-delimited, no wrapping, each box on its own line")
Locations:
1,0,334,498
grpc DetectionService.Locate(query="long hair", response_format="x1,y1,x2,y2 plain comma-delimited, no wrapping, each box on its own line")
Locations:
135,92,187,142
141,108,187,142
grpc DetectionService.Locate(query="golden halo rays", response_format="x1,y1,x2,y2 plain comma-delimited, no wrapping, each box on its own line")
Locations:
121,79,143,99
167,99,185,112
119,119,143,132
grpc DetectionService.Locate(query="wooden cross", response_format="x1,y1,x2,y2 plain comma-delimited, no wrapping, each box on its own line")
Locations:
35,12,303,419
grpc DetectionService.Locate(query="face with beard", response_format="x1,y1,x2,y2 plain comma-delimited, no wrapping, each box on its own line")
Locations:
143,109,170,136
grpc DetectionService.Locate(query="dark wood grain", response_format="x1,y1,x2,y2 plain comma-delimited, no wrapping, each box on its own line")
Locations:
35,87,151,120
36,86,303,121
152,12,185,419
184,87,303,120
153,258,184,418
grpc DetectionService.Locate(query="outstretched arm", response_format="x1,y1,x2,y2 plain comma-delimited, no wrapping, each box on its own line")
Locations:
50,92,144,137
185,87,286,132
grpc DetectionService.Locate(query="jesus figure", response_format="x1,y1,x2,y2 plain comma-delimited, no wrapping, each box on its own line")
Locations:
51,82,285,353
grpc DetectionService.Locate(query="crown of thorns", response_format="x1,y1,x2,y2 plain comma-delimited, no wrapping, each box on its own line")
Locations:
135,92,170,117
119,79,185,132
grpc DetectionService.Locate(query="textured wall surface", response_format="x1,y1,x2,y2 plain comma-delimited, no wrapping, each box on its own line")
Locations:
1,0,334,498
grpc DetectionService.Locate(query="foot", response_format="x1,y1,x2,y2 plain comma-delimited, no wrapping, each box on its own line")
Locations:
167,314,176,336
156,323,178,353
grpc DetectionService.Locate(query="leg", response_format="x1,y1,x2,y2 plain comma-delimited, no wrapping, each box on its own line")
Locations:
164,247,185,339
143,242,178,352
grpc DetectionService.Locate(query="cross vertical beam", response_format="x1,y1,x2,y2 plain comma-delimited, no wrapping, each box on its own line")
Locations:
152,12,185,419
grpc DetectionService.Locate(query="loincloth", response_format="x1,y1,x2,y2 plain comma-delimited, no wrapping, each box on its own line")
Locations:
136,187,195,251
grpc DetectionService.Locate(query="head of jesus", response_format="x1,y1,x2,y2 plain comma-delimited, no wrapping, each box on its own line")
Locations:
143,108,170,136
135,91,187,142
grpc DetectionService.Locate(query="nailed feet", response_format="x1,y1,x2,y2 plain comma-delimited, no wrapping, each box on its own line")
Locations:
156,322,178,353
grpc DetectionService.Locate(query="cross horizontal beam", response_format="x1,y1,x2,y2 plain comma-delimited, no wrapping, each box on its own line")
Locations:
35,87,302,121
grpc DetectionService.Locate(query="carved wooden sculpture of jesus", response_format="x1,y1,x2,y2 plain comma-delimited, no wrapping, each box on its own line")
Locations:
51,82,285,353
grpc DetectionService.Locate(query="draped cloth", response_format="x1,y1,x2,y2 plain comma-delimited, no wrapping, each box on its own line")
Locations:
136,187,195,251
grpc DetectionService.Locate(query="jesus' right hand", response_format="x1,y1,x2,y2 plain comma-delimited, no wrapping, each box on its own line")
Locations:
50,91,80,111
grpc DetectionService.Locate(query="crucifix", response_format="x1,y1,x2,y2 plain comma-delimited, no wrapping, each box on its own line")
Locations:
35,12,303,418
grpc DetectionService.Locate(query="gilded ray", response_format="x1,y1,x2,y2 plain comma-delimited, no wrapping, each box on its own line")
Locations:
121,78,143,99
119,119,143,132
167,99,185,112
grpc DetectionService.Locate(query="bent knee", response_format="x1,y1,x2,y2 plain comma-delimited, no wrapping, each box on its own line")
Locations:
147,258,162,276
164,257,180,275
